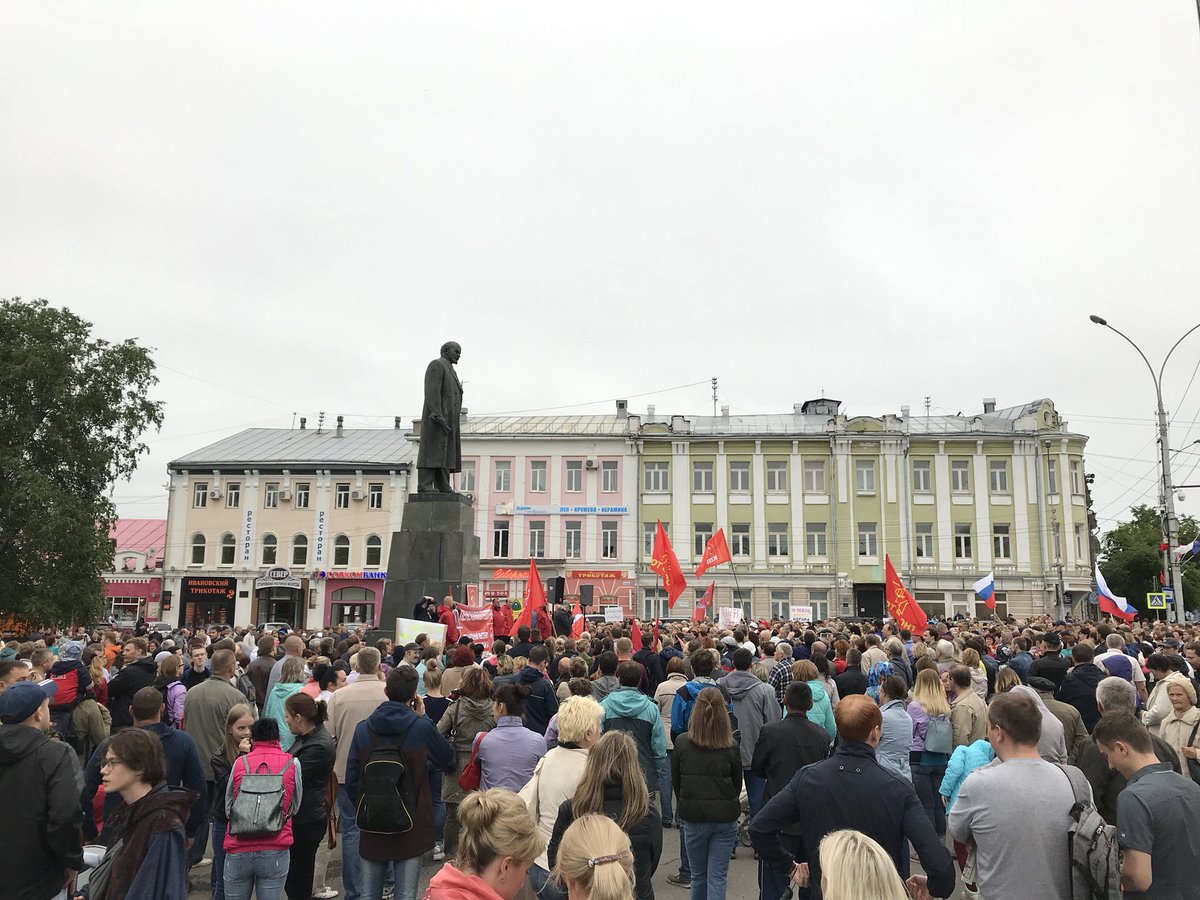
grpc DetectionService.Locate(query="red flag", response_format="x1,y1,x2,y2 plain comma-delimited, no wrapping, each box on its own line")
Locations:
570,600,584,639
513,559,548,634
885,555,928,634
692,583,714,622
651,521,687,607
695,528,732,578
631,623,643,651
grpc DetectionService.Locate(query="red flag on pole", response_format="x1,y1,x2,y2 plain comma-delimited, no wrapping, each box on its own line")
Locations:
695,528,732,578
651,521,687,608
884,555,928,634
631,623,643,651
692,583,714,622
513,558,548,635
570,600,585,639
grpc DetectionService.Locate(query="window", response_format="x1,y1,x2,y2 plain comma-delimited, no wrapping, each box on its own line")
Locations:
368,483,384,509
365,535,382,567
858,522,878,558
530,461,548,493
528,521,546,558
767,523,789,557
565,460,583,493
457,462,476,494
770,590,791,621
193,482,208,508
733,590,753,623
975,591,1008,620
855,460,876,493
565,521,582,559
806,522,827,557
601,460,618,493
644,587,671,619
808,590,830,623
291,535,308,566
644,461,669,492
335,483,351,509
912,460,931,493
915,523,934,559
692,462,713,493
294,482,310,509
954,524,973,559
493,521,510,557
226,482,241,508
261,534,277,566
993,524,1011,560
1052,526,1062,561
333,535,350,567
989,460,1009,494
1074,523,1084,557
729,461,751,493
1047,458,1059,494
217,533,234,566
731,523,751,557
264,482,280,508
951,460,970,493
190,533,206,566
694,522,713,558
803,460,826,493
601,521,618,559
494,461,512,493
766,461,788,493
1070,460,1083,495
643,522,667,556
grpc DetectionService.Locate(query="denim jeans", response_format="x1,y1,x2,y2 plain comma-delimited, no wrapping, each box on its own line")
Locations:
743,770,766,820
189,780,213,867
757,832,802,900
430,770,446,843
224,848,290,900
911,763,947,836
681,819,738,900
528,863,568,900
658,755,674,825
337,785,363,900
211,819,228,900
359,855,422,900
677,820,691,879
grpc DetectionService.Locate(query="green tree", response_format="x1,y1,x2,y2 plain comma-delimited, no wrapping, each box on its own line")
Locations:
1099,504,1200,614
0,299,163,627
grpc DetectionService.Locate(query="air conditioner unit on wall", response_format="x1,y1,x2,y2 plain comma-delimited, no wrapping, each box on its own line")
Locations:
351,489,366,501
279,490,292,501
585,459,598,470
208,488,222,499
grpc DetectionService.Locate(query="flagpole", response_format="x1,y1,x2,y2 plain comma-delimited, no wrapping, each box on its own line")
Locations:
729,563,742,613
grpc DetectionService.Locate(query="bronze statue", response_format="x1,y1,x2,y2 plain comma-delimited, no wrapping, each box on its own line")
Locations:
416,341,463,493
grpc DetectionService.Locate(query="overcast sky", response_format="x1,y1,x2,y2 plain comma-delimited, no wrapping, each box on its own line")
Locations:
4,3,1200,536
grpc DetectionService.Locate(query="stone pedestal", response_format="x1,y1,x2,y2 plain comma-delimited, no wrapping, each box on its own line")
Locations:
376,493,479,641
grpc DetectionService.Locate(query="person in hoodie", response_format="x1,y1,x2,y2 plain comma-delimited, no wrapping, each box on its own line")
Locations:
55,640,109,762
107,637,157,731
437,666,497,858
791,660,836,739
670,649,737,743
263,656,307,752
496,645,559,735
1008,684,1068,764
478,681,547,793
938,736,994,897
344,665,455,900
590,651,621,703
0,679,84,900
720,648,781,820
153,653,188,728
600,662,668,794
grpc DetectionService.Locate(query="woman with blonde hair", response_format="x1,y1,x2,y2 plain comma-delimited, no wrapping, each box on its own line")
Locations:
817,829,909,900
906,668,952,838
792,659,835,736
959,648,988,701
552,815,636,900
425,789,544,900
993,667,1021,696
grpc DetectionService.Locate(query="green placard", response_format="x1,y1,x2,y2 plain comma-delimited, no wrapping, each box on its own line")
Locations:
1146,592,1167,609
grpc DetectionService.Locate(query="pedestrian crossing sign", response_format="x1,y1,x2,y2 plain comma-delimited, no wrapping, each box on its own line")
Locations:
1146,592,1167,609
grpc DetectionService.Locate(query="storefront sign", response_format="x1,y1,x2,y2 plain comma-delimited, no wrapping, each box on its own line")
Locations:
492,567,529,580
241,507,256,565
255,567,303,591
317,571,388,580
313,507,328,566
483,584,510,599
569,570,626,580
496,504,630,516
180,577,237,602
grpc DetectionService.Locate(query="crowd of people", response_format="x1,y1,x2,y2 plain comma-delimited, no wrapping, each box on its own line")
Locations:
3,598,1200,900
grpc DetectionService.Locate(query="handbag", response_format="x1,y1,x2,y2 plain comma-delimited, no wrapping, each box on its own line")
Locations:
458,731,486,792
1187,721,1200,786
325,775,339,850
925,716,953,755
518,757,544,817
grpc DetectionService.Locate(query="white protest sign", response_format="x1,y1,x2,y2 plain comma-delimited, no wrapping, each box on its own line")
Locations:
603,606,623,623
718,607,744,629
790,604,814,623
395,617,447,649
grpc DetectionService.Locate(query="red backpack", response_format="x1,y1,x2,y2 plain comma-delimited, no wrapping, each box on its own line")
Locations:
48,667,82,708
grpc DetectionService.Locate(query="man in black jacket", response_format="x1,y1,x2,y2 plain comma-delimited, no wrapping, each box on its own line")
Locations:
552,602,573,638
1055,643,1106,732
495,645,559,735
106,637,158,731
1028,632,1071,689
750,695,955,900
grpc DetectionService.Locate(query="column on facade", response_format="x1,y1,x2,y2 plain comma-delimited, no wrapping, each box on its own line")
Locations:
933,442,953,569
972,441,993,572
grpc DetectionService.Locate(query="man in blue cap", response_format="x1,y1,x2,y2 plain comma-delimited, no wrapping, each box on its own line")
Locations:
0,680,84,900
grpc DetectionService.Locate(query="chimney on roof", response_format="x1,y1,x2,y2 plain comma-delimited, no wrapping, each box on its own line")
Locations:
794,403,804,416
720,405,730,418
983,398,997,414
647,404,655,418
900,405,910,419
336,415,344,438
460,407,468,419
394,416,401,430
300,417,307,430
615,399,629,417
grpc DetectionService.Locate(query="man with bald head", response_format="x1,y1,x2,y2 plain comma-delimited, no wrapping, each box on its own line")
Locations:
265,632,307,699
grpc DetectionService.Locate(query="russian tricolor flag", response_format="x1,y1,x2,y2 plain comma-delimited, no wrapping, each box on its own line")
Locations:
972,572,996,609
1174,539,1200,558
1095,565,1137,621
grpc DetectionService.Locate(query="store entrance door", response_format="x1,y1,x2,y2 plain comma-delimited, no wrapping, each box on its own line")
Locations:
185,601,234,629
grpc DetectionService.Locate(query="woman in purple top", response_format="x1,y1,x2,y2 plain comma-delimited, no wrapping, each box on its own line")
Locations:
477,681,547,791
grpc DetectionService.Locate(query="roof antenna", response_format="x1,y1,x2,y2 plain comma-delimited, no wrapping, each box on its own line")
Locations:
317,411,325,434
711,377,718,417
291,411,297,430
924,397,931,419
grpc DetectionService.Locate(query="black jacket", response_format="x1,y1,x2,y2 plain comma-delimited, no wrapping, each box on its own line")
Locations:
497,666,559,736
107,656,158,730
1028,654,1071,690
552,607,573,638
834,667,867,698
671,734,742,823
633,648,666,696
548,783,662,900
750,742,956,900
289,724,335,823
750,714,831,800
0,723,84,900
1055,663,1106,732
210,746,236,824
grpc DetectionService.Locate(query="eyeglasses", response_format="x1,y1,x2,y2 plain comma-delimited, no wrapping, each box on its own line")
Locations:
99,757,123,770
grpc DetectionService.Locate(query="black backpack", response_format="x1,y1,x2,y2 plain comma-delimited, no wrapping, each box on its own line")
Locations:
355,721,419,835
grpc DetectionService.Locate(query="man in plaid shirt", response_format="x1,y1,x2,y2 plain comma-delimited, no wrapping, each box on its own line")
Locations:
767,642,795,705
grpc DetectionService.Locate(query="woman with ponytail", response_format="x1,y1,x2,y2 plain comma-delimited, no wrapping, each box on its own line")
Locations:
425,788,544,900
552,815,635,900
284,692,335,900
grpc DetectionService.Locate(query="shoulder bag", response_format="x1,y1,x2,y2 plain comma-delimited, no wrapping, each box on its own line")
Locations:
458,731,486,792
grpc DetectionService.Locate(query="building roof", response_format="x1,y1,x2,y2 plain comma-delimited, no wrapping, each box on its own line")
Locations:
168,428,413,469
109,518,166,554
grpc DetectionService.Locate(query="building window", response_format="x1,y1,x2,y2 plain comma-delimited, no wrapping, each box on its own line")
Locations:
951,460,971,493
767,523,789,557
858,522,878,558
1074,523,1084,557
365,535,382,567
368,483,384,509
1047,458,1059,495
975,591,1009,621
493,521,510,558
264,482,280,509
601,460,619,493
766,461,787,493
915,523,934,559
993,524,1012,560
989,460,1009,494
494,461,512,493
190,533,206,566
644,522,663,557
694,522,713,558
911,460,931,493
1070,460,1083,495
292,535,308,566
294,482,310,508
692,462,713,493
807,589,830,623
644,587,670,620
643,462,669,493
457,462,476,494
805,522,827,557
193,482,208,508
601,521,618,559
733,590,753,623
803,460,826,493
335,483,351,509
530,461,548,493
565,460,583,493
226,482,241,508
333,535,350,567
261,534,277,566
731,523,751,558
565,521,582,559
954,524,973,559
729,461,751,493
770,590,791,620
855,460,876,493
528,521,546,558
219,533,235,566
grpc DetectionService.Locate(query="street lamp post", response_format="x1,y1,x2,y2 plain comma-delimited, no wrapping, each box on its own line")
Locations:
1089,315,1200,624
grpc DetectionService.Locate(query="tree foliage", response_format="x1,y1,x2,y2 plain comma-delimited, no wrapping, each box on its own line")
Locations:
1100,504,1200,613
0,299,163,627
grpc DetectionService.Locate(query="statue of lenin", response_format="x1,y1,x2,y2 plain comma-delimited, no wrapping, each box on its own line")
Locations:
416,341,463,494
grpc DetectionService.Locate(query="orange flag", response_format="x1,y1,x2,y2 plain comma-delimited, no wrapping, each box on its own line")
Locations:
692,583,714,622
695,528,732,578
885,555,928,633
651,521,687,608
513,558,548,634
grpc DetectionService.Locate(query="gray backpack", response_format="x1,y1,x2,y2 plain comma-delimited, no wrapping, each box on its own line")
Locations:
1056,764,1120,900
229,756,292,837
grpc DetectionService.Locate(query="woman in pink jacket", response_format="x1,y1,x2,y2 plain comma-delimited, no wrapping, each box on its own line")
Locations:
223,717,302,900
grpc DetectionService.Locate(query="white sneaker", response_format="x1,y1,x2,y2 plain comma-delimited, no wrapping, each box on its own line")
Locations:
961,887,979,899
382,885,395,900
194,858,212,867
433,842,446,861
312,889,339,900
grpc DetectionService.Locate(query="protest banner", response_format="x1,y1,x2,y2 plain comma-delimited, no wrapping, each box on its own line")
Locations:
458,605,494,644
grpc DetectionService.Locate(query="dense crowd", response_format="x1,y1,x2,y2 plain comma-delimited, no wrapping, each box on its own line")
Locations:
3,598,1200,900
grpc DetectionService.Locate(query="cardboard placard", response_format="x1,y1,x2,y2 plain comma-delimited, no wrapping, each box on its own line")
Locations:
603,606,623,623
395,617,447,649
790,604,814,623
718,607,744,629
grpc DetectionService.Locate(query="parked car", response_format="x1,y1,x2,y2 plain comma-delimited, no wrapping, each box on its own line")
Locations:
258,621,292,634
